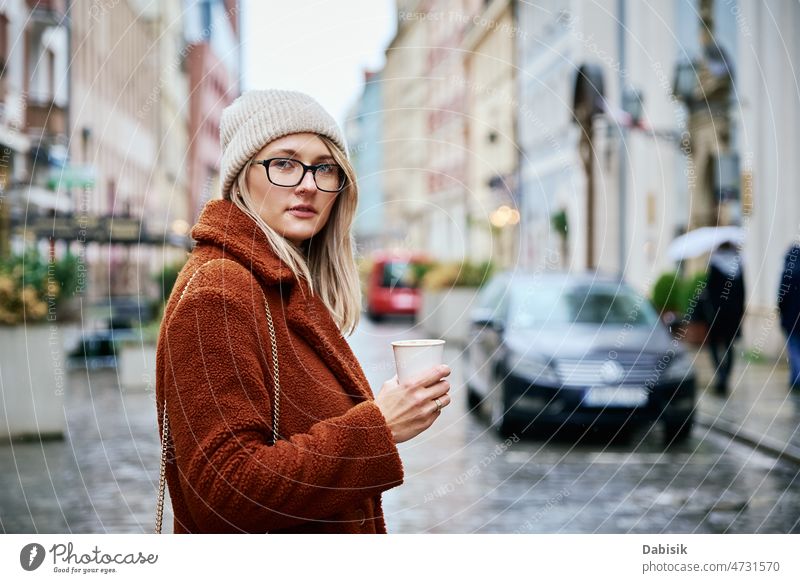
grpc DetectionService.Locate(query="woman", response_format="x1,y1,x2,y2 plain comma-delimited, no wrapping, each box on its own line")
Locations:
155,89,452,533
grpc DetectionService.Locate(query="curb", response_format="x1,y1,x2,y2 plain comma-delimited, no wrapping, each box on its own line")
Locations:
696,414,800,467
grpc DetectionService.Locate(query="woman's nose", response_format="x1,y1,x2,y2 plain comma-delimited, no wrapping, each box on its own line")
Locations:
296,168,318,193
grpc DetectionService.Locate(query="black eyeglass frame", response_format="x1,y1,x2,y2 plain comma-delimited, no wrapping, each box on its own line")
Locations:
251,158,347,193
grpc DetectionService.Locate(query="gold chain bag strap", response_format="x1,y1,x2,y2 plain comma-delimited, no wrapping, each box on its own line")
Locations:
155,258,281,534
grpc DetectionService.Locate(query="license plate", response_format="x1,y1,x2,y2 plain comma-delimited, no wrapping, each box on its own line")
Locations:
393,295,414,308
583,386,648,407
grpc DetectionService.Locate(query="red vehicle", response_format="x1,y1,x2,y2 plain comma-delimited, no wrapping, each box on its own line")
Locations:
365,251,428,321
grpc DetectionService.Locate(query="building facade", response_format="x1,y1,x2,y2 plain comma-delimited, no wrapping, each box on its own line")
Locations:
347,69,385,255
184,0,239,220
0,0,69,257
69,0,161,300
737,0,800,358
514,0,799,358
422,0,481,262
382,0,430,252
462,0,518,268
152,0,192,256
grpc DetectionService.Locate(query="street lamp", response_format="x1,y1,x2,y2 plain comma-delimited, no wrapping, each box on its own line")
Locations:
673,59,699,106
622,85,644,127
489,205,520,228
617,83,645,276
572,63,606,270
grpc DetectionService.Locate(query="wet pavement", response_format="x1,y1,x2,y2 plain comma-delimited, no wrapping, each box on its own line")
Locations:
691,346,800,465
353,318,800,534
0,318,798,533
0,368,165,533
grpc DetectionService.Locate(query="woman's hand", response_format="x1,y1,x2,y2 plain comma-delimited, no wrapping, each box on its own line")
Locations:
374,365,452,443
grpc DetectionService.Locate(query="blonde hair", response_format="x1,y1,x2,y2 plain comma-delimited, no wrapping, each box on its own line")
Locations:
227,135,362,336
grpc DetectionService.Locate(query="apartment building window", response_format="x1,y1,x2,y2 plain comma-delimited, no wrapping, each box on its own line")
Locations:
0,12,8,75
108,179,117,216
46,48,55,100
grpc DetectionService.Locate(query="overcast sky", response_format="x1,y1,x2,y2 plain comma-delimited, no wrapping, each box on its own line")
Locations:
241,0,397,127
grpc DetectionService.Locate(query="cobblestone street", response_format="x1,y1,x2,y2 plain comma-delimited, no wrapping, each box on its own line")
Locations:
1,317,799,533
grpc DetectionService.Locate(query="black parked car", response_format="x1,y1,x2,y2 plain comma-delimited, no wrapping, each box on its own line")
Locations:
67,328,142,370
464,272,696,443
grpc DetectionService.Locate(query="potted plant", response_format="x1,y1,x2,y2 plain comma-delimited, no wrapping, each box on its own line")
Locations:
417,260,494,344
678,272,708,346
651,270,709,346
0,247,79,440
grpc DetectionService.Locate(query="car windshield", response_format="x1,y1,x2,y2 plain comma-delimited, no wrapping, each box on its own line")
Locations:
510,282,660,327
381,261,419,289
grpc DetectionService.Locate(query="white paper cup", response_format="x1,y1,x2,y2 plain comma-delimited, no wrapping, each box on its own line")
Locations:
391,339,446,385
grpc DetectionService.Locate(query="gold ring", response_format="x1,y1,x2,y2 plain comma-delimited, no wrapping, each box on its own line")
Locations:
434,397,443,412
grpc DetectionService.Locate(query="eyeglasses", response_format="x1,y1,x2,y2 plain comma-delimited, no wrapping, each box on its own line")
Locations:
251,158,347,193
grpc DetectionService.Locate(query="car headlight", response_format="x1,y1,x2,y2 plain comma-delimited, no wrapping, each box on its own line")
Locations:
661,352,694,382
508,351,560,385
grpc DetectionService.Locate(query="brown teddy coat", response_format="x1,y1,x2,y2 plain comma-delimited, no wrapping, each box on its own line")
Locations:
155,199,405,533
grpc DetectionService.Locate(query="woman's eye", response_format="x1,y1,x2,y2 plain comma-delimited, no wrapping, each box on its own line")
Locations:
317,164,338,176
271,160,296,171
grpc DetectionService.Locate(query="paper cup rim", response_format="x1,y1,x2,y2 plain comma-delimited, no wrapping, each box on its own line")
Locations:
391,339,446,347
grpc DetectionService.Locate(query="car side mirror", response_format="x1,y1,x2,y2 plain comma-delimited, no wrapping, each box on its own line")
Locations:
472,309,505,333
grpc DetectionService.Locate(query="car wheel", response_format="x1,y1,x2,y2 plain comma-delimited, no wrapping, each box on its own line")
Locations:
366,309,383,323
663,415,694,445
489,385,515,438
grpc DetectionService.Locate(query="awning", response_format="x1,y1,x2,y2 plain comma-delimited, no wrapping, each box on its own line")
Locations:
47,165,96,189
24,184,72,213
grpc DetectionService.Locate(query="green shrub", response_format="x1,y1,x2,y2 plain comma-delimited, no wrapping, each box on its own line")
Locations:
652,270,710,320
678,271,707,315
409,261,435,286
457,260,494,287
155,260,186,305
421,260,494,291
551,209,568,236
652,271,682,314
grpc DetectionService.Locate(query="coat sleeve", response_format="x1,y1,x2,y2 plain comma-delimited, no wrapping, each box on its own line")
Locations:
160,284,404,532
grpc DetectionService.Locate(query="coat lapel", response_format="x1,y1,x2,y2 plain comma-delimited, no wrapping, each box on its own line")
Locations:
191,199,374,405
285,281,374,404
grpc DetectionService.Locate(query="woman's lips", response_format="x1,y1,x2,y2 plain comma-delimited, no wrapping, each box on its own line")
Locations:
288,208,316,218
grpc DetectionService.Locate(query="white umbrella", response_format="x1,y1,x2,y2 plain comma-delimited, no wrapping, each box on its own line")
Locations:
667,226,744,261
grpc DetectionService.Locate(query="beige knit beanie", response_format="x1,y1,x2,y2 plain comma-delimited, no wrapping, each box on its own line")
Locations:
219,89,348,199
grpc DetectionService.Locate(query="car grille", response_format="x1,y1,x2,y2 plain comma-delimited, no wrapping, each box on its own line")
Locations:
554,353,663,387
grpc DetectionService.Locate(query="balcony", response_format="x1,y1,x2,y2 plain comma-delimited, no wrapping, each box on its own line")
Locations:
26,0,67,30
26,98,66,138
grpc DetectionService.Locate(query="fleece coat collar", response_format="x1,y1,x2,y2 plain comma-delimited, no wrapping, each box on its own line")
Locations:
190,199,372,404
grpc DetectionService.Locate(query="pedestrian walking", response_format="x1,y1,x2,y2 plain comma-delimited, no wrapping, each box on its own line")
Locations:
155,90,452,533
778,241,800,390
701,242,746,395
